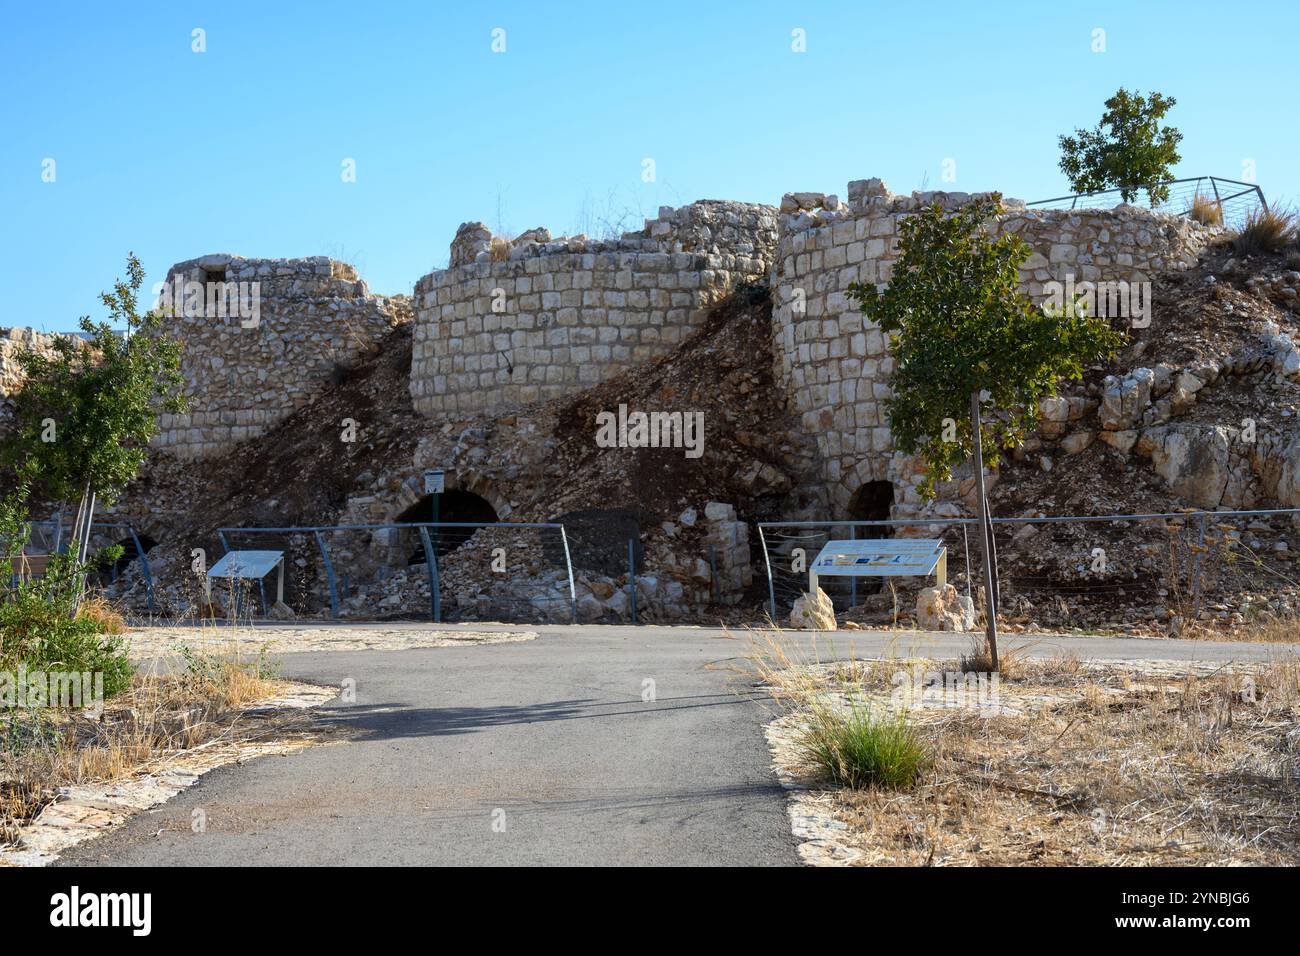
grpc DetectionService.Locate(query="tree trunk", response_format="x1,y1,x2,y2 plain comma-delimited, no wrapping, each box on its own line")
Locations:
68,479,95,616
970,391,1000,671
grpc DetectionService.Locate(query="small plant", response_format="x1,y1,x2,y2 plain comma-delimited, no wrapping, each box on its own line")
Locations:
798,703,928,790
1188,192,1223,227
1234,205,1298,256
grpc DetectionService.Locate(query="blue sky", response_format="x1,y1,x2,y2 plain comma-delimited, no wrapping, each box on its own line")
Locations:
3,0,1297,332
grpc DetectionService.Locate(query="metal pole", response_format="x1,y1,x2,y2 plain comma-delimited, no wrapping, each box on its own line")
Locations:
1191,513,1208,619
418,525,440,623
128,528,156,613
961,524,972,599
971,390,1000,670
849,523,857,608
559,526,578,624
313,530,340,620
627,537,637,625
758,525,777,621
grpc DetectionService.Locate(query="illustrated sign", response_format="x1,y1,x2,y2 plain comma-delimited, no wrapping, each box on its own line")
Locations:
423,469,445,495
808,538,947,590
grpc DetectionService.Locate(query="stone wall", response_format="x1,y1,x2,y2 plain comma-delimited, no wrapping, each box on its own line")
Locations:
151,254,410,460
0,327,73,434
768,178,1218,517
409,200,778,416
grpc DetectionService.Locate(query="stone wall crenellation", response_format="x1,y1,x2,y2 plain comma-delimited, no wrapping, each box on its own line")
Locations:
150,253,410,460
408,200,779,416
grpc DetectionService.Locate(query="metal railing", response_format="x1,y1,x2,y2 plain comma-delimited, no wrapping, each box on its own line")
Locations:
214,521,578,623
758,507,1300,625
1027,176,1267,228
21,519,156,612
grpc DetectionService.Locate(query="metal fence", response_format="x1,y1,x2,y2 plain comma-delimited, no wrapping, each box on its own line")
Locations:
759,508,1300,629
1027,176,1267,229
214,521,578,623
21,519,157,611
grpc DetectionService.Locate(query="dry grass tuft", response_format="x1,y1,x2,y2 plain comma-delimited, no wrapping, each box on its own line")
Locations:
1189,192,1223,227
958,637,1034,680
75,595,128,635
1234,205,1299,256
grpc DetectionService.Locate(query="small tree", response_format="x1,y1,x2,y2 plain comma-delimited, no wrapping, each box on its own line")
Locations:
6,254,187,607
1058,88,1183,205
848,196,1123,669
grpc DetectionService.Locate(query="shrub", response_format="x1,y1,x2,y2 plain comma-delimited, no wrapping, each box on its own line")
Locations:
0,586,134,702
1234,206,1299,255
1189,192,1223,226
798,703,928,789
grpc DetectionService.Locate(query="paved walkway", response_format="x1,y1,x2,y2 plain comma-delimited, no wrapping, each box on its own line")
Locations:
57,624,1296,867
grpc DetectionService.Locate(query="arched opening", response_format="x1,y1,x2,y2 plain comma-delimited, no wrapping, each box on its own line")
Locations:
398,490,499,563
848,481,894,538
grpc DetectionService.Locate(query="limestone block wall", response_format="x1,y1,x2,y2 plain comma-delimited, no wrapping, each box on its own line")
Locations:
0,327,75,434
151,254,409,460
410,200,778,416
769,178,1218,516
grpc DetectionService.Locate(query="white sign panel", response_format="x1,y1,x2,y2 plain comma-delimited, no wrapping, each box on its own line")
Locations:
423,469,445,495
809,538,947,589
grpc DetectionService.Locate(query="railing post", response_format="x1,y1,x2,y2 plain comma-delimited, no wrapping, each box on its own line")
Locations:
849,523,858,608
627,537,637,625
758,525,777,621
128,527,156,614
1191,513,1209,620
559,525,578,624
313,530,340,620
418,525,440,623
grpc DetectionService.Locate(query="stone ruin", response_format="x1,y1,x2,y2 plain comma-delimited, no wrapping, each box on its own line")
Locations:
18,176,1287,629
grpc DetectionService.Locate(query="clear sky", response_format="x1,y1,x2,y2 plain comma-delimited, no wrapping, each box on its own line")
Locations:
3,0,1297,333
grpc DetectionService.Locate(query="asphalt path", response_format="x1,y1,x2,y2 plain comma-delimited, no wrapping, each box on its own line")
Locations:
56,624,1296,866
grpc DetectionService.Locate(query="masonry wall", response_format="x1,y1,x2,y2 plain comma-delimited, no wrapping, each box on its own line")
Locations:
769,178,1217,516
152,254,409,460
409,200,777,416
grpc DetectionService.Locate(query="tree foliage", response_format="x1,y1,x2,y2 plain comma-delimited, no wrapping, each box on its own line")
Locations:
8,254,187,503
847,196,1125,497
1057,88,1183,204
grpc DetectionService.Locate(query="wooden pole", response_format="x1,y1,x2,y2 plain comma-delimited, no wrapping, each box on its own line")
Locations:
970,391,1000,671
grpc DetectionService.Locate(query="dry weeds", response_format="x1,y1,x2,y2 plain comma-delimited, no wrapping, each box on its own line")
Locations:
747,629,1300,865
0,639,314,847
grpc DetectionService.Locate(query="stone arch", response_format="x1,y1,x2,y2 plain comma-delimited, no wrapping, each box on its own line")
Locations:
830,456,893,518
380,467,512,565
385,467,512,524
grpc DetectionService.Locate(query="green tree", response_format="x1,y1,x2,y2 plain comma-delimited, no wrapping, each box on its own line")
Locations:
6,253,187,606
1058,88,1183,204
847,196,1124,668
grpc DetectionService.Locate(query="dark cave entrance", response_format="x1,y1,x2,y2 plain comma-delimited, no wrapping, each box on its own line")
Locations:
399,490,499,563
848,480,894,538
